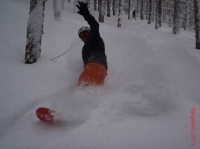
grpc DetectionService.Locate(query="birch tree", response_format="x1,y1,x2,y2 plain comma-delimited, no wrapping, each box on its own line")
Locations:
194,0,200,49
25,0,47,64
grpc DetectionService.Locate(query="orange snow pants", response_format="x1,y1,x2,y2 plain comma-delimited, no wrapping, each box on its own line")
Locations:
77,62,107,86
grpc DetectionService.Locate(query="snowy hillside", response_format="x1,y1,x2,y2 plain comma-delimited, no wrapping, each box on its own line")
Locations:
0,0,200,149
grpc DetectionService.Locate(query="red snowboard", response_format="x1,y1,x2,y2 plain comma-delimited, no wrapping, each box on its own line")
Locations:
36,107,55,121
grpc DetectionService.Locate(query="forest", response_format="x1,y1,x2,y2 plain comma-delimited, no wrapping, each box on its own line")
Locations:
25,0,200,64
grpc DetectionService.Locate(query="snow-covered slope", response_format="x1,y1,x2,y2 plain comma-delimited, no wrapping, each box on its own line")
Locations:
0,0,200,149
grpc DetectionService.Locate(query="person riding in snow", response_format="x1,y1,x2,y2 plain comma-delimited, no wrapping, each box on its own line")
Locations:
76,2,108,86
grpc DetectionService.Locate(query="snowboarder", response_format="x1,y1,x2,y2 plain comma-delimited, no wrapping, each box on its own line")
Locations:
76,2,108,86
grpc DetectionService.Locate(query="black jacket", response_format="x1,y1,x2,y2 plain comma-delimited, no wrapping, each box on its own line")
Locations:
82,13,108,70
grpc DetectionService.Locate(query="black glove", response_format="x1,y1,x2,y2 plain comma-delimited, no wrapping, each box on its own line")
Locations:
76,2,89,16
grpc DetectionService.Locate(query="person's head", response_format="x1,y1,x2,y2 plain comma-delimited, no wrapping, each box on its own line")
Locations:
78,26,91,43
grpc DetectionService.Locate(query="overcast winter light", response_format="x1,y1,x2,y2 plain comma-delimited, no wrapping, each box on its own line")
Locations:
0,0,200,149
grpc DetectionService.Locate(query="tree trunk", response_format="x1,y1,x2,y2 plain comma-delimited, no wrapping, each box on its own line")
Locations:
148,0,152,24
25,0,47,64
104,0,106,15
128,0,131,20
118,0,122,27
158,0,162,27
140,0,144,20
53,0,61,20
182,1,187,30
194,0,200,49
189,1,195,29
94,0,97,11
173,0,180,34
136,0,139,18
98,0,101,11
169,10,172,27
146,0,149,20
99,0,104,22
155,0,158,29
30,0,38,13
113,0,116,15
107,0,111,17
167,0,172,27
152,0,155,22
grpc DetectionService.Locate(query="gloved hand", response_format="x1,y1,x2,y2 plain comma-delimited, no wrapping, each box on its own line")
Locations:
76,2,89,16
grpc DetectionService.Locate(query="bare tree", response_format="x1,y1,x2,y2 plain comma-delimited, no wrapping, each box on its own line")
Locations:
152,0,155,22
98,0,100,11
104,0,106,15
148,0,152,24
155,0,158,29
113,0,116,15
189,1,195,30
194,0,200,49
107,0,111,17
128,0,131,20
146,0,149,20
140,0,144,20
173,0,181,34
53,0,61,20
136,0,139,18
168,0,173,27
94,0,97,11
25,0,47,64
99,0,104,22
158,0,162,27
118,0,122,27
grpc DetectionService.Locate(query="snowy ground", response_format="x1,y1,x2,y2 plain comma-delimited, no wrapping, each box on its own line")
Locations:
0,0,200,149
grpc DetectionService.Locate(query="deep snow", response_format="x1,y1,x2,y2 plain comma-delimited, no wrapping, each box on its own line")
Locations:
0,0,200,149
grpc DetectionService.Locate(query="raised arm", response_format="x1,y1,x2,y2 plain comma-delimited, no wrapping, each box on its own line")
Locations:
76,2,101,41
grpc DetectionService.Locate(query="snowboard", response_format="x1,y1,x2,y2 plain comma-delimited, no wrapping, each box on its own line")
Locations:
36,107,55,121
